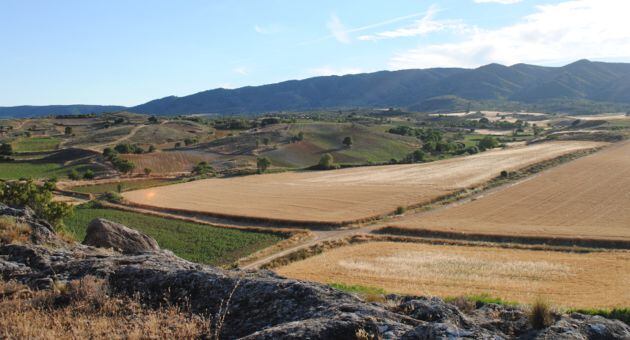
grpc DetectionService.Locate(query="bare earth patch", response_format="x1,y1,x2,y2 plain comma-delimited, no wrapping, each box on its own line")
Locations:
390,141,630,241
123,141,604,223
276,242,630,309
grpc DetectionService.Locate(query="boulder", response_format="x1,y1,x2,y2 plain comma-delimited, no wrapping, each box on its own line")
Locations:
82,218,159,254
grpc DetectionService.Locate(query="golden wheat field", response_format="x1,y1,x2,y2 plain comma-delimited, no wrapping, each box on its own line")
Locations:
391,141,630,241
122,141,604,223
276,242,630,308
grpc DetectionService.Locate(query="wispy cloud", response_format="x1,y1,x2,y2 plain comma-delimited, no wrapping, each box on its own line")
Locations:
233,67,249,75
327,14,350,43
474,0,522,4
302,11,428,45
358,5,468,41
389,0,630,69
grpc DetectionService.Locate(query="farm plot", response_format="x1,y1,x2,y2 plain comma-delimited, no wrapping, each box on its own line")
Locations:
275,242,630,308
389,141,630,241
123,141,603,224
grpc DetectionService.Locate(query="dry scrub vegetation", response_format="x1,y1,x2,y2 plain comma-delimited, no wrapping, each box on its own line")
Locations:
0,277,213,339
123,141,603,223
391,140,630,241
276,242,630,309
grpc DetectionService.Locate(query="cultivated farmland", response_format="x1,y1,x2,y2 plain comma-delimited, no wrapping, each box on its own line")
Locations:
275,241,630,308
123,141,604,224
389,141,630,241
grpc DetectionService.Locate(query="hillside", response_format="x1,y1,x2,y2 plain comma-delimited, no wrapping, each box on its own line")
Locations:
129,60,630,115
0,105,126,118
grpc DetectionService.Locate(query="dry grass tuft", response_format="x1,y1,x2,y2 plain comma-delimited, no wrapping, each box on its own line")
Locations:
0,217,31,245
0,277,213,339
529,298,554,329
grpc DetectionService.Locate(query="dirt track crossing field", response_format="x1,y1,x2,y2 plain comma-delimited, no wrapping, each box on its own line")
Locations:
276,241,630,308
389,141,630,241
122,141,605,224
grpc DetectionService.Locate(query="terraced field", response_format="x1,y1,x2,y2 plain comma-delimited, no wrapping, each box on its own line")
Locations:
276,242,630,308
389,141,630,241
123,141,604,224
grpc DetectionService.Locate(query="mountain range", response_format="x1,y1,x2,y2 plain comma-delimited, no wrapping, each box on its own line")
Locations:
2,60,630,118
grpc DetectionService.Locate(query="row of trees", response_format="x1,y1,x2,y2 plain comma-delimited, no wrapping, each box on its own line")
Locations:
103,148,135,174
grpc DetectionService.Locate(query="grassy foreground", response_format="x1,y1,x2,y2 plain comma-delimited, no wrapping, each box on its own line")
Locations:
64,205,284,266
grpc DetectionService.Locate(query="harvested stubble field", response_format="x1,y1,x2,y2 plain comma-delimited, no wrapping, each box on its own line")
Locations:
389,140,630,241
123,141,604,224
275,241,630,308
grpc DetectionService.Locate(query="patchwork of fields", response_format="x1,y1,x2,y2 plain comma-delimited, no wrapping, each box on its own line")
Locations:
276,242,630,308
123,141,604,224
389,141,630,241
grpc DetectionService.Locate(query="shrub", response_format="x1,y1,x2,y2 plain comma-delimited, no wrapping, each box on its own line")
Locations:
0,143,13,156
529,298,554,329
68,169,81,180
102,192,123,203
193,162,214,175
0,179,73,228
143,168,152,176
342,136,353,148
395,206,406,215
256,157,271,174
500,170,509,178
83,169,95,180
478,136,499,150
317,153,336,170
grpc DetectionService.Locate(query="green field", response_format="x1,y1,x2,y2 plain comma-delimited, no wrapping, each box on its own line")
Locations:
63,205,284,266
0,162,95,180
71,178,182,194
263,122,419,167
12,137,60,152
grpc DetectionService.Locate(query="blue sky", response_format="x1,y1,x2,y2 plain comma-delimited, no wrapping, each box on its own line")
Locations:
1,0,629,106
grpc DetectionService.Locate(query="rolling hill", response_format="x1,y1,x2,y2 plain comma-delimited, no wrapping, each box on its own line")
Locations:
3,60,630,117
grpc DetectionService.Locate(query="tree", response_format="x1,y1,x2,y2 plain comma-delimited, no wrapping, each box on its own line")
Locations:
0,179,72,228
0,143,13,156
114,159,135,174
64,126,73,135
342,136,353,148
117,183,123,193
148,116,159,124
317,153,335,170
174,142,182,148
407,150,426,163
143,168,152,177
262,138,270,146
477,136,499,150
193,162,214,175
257,157,271,173
68,169,81,180
83,169,95,180
148,145,156,153
184,138,198,146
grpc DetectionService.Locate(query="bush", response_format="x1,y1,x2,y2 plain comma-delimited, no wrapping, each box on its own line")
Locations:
68,169,81,180
395,206,406,215
256,157,271,174
478,136,499,150
0,179,73,228
193,161,214,175
0,143,13,156
317,153,336,170
102,192,123,203
83,169,95,180
500,170,509,178
529,298,554,329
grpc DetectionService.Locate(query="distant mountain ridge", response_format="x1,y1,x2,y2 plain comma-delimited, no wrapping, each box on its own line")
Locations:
130,60,630,115
2,60,630,118
0,105,126,118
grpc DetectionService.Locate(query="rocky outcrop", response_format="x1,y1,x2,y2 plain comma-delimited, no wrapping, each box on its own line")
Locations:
1,204,629,339
82,218,160,254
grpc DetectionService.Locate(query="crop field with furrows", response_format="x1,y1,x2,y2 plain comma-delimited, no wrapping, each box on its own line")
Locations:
122,141,604,224
120,151,244,174
63,206,284,266
275,242,630,308
126,122,208,146
389,141,630,241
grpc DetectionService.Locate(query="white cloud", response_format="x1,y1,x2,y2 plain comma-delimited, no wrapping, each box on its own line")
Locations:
233,67,249,75
474,0,522,4
327,14,350,43
308,66,364,77
389,0,630,69
358,5,468,41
